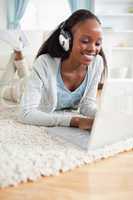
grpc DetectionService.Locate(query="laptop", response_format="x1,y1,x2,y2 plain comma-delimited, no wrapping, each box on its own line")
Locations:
47,79,133,151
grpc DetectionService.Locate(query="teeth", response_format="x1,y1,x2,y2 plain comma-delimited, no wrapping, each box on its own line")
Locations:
84,54,94,58
83,53,95,56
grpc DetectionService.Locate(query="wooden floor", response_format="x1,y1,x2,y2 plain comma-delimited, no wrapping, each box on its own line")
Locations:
0,150,133,200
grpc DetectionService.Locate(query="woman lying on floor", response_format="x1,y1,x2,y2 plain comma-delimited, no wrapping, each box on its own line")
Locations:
20,10,106,129
19,9,107,130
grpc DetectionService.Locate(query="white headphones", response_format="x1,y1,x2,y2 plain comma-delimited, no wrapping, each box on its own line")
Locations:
59,22,71,52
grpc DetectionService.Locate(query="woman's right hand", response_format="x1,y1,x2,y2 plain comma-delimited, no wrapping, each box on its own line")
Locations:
70,117,94,130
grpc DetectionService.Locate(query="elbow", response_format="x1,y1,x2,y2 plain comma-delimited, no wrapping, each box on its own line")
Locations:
18,107,31,125
79,103,97,118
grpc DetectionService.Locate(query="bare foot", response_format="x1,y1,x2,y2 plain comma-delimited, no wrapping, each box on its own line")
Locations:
14,50,24,61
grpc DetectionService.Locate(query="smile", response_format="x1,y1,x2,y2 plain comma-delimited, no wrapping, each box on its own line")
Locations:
82,53,95,61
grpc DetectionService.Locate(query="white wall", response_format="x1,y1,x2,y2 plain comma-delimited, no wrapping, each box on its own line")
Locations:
0,0,7,29
21,0,71,30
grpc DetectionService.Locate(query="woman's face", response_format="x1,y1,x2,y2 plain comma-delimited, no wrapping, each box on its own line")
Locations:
70,19,103,66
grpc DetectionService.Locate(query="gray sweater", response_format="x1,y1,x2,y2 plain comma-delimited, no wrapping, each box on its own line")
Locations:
19,54,103,127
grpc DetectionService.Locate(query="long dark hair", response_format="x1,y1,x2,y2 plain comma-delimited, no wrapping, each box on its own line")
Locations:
36,9,108,89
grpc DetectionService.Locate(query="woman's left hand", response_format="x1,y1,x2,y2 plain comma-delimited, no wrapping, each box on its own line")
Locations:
78,117,94,130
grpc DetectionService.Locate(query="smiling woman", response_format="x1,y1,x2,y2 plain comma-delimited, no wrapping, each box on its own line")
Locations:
20,0,71,30
19,9,107,130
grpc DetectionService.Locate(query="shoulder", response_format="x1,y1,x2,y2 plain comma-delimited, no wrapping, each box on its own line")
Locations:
34,54,60,67
33,54,60,74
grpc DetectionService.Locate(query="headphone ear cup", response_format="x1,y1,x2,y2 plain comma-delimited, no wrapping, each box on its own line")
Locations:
59,30,71,52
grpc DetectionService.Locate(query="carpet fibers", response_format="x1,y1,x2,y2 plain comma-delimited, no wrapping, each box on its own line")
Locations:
0,108,133,188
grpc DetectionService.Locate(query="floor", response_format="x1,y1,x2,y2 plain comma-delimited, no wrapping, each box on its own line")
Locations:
0,150,133,200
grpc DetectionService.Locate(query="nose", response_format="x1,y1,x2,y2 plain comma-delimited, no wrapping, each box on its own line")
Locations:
87,42,96,52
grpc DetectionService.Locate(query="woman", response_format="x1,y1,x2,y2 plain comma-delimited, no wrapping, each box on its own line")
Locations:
19,9,107,130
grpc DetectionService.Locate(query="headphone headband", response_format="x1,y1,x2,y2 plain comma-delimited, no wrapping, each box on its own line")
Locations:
60,21,66,29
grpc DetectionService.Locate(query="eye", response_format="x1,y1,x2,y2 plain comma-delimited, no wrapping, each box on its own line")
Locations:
83,41,89,45
80,37,90,44
81,39,89,44
96,41,102,47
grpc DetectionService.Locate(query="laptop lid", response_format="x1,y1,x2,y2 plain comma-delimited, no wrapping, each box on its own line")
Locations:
88,79,133,150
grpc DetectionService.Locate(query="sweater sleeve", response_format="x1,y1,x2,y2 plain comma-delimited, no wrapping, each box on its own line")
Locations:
79,55,104,117
18,56,72,127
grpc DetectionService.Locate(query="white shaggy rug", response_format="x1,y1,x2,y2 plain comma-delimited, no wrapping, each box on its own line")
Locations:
0,107,133,188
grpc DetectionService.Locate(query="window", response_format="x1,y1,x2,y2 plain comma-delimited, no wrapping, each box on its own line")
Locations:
20,0,71,30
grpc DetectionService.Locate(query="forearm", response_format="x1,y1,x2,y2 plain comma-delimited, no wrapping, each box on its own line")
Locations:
19,108,72,127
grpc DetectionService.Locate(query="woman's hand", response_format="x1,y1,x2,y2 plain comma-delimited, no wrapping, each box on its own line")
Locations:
70,117,94,130
78,117,94,130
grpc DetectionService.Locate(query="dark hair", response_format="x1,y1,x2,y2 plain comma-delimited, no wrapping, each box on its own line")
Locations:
36,9,108,89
